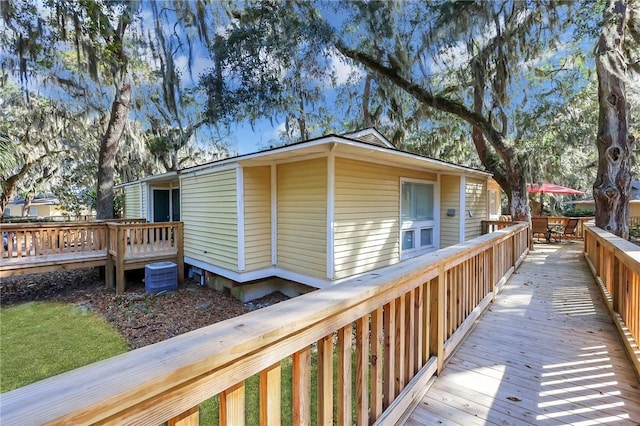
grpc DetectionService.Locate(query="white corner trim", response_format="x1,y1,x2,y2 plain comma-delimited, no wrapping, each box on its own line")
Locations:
271,165,278,266
237,167,245,271
435,174,441,250
138,182,143,219
459,176,466,243
327,154,335,280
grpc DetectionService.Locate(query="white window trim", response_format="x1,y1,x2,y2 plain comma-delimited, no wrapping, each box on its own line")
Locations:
400,177,440,260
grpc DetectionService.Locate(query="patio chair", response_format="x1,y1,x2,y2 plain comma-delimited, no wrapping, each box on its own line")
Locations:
558,218,579,241
531,217,551,243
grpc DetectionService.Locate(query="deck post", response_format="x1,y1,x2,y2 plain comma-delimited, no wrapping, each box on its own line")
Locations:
116,225,126,295
176,222,185,285
436,265,446,374
105,225,114,290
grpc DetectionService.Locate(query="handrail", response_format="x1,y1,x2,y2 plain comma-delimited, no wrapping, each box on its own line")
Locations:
481,220,521,234
583,223,640,380
1,222,108,260
0,223,530,425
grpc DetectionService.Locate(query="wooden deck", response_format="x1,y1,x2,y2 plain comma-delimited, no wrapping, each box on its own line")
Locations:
405,242,640,425
0,220,184,293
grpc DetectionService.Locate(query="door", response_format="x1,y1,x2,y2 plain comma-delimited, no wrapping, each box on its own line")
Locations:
153,190,170,222
171,188,180,221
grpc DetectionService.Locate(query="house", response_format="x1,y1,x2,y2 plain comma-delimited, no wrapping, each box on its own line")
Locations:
118,129,498,289
567,180,640,218
4,194,63,219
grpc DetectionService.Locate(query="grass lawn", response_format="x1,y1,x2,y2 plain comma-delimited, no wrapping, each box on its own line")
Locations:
1,303,357,423
0,302,128,393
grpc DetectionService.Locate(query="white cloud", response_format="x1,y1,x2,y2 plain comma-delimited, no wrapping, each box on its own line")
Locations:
329,50,364,86
175,55,213,82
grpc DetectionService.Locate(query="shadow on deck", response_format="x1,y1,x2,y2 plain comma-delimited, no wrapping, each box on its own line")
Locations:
406,242,640,425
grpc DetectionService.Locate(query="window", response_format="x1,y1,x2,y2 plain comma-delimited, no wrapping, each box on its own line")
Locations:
401,180,437,258
489,189,500,217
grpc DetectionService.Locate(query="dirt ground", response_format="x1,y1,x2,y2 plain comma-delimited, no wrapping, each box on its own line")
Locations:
0,268,289,350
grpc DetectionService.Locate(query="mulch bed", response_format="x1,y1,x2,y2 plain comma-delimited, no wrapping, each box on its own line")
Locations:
0,269,289,350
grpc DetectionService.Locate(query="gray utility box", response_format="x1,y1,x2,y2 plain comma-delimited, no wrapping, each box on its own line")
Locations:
145,261,178,294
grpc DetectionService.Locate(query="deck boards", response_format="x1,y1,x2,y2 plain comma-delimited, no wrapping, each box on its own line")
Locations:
406,242,640,425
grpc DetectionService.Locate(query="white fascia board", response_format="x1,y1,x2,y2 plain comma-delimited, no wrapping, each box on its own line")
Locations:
341,128,395,148
179,162,238,178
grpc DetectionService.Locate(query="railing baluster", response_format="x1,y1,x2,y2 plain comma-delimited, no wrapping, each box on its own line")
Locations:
336,324,352,426
394,296,405,395
220,382,245,426
405,289,416,378
383,301,395,408
355,315,369,425
414,284,424,371
259,363,281,426
292,348,311,425
317,334,333,425
370,307,384,421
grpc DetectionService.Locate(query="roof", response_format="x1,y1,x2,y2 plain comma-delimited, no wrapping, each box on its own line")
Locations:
118,128,490,187
567,180,640,204
8,194,60,206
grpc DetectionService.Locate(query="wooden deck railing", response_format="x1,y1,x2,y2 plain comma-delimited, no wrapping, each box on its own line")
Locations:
583,223,640,380
0,223,530,425
481,220,521,234
1,220,183,294
106,221,184,294
1,222,108,260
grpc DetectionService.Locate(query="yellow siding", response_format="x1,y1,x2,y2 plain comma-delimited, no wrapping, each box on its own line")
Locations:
181,169,239,271
124,185,140,219
243,166,272,270
277,158,327,278
465,178,487,240
333,158,437,279
440,175,461,248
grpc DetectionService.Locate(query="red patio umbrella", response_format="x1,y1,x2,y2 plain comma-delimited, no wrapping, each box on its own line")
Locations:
527,182,585,215
526,182,585,195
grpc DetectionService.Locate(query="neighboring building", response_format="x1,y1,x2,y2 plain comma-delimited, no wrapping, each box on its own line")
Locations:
5,194,64,219
4,194,94,220
568,180,640,217
118,129,498,289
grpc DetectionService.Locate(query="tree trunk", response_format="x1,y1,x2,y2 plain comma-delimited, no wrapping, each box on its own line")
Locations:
506,157,530,222
0,153,55,220
22,195,33,217
96,83,131,220
594,0,633,239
